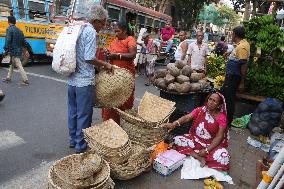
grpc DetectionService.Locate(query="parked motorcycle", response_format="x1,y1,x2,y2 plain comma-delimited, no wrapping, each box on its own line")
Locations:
156,39,177,65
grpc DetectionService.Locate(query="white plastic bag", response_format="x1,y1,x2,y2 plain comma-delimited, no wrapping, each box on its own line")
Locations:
52,21,85,76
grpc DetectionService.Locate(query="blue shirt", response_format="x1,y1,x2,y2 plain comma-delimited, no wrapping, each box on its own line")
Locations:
68,23,97,87
4,25,26,57
226,39,250,76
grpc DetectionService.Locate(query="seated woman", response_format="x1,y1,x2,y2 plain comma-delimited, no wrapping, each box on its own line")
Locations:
161,92,230,171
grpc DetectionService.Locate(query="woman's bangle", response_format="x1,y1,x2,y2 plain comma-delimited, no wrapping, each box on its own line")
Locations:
117,53,121,60
174,120,181,127
205,148,209,154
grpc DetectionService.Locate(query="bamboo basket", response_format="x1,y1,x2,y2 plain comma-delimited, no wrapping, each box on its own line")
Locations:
95,67,134,108
48,157,111,189
110,141,153,180
83,119,132,164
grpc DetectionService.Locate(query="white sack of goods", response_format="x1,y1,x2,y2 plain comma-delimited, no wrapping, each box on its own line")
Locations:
176,75,190,84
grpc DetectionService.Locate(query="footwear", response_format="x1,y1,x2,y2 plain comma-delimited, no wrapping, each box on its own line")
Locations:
145,83,150,86
2,78,11,83
20,80,29,86
69,144,75,148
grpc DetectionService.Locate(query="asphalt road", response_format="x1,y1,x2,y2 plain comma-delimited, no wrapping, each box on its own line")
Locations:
0,63,264,189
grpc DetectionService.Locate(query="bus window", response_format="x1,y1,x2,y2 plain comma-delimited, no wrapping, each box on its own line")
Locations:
53,0,71,17
28,0,47,21
0,0,11,17
137,15,145,26
146,17,153,27
108,7,120,21
17,0,26,18
154,20,160,28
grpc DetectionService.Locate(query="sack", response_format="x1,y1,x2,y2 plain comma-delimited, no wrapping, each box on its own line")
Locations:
215,42,225,56
52,22,85,76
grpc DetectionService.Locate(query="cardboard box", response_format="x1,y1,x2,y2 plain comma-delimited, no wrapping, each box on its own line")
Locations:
153,149,186,176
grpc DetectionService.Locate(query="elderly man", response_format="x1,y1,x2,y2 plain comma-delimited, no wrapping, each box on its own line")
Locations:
187,30,209,74
221,26,250,126
174,31,188,61
160,21,175,54
67,4,113,153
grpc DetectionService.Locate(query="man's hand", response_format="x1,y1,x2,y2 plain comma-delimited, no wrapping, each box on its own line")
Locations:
104,63,114,74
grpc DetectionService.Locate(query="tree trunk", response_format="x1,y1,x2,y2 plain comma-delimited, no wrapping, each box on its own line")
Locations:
243,0,251,20
252,0,257,18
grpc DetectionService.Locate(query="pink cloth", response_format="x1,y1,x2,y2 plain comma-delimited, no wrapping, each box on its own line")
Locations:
161,27,175,41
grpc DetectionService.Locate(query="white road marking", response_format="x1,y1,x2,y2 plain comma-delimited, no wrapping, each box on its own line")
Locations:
0,161,53,189
2,67,67,83
2,67,143,102
0,130,25,151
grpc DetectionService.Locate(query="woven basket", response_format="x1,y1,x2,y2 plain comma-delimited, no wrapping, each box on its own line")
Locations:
119,116,167,147
83,119,132,164
138,92,176,123
48,158,111,189
95,67,134,108
53,151,102,184
110,141,153,180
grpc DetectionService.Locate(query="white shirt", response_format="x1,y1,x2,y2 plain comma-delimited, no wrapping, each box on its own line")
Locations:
187,42,209,71
174,40,187,61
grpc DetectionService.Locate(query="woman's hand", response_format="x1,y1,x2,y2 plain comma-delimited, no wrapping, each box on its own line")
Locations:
198,149,208,157
161,123,176,129
107,53,118,60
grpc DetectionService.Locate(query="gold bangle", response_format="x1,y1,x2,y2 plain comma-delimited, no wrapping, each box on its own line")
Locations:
205,148,209,154
175,120,181,127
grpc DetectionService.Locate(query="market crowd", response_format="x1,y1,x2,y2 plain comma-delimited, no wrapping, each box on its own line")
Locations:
1,3,251,171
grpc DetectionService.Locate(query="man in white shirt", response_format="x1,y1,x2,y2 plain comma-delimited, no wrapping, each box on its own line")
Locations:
174,31,188,61
187,31,209,74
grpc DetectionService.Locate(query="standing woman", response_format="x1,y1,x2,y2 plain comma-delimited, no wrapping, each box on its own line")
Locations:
102,22,137,124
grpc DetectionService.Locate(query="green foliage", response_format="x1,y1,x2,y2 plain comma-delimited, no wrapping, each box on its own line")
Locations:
207,54,226,78
244,14,284,101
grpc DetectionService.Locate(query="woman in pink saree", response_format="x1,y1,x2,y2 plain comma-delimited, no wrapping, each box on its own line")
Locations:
162,92,230,171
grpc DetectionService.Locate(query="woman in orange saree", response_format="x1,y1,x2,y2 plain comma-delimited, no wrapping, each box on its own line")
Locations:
101,22,137,124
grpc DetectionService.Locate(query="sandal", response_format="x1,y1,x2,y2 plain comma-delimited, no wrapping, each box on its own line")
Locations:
20,80,29,86
2,78,11,83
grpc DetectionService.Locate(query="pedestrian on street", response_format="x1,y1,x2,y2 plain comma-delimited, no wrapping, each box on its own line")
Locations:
2,16,29,86
174,31,189,61
215,36,228,57
221,26,250,125
141,32,160,86
187,30,209,74
102,21,137,124
67,4,113,153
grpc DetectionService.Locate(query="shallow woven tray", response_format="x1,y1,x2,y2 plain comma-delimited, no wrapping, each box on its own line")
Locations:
95,67,135,108
48,159,111,189
138,92,175,123
110,141,153,180
83,119,129,149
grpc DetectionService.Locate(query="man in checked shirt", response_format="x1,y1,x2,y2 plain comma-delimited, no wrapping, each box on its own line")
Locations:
2,16,29,86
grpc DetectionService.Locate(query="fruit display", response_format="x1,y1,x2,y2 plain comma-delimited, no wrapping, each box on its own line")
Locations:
154,60,211,94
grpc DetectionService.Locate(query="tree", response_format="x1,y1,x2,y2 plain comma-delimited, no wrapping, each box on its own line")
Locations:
217,5,240,27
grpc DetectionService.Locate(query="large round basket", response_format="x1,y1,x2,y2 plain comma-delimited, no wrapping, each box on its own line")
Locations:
95,67,135,108
110,141,153,180
119,111,167,147
48,154,111,189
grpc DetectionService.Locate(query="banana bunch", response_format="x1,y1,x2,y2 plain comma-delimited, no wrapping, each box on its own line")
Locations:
213,75,225,89
204,178,223,189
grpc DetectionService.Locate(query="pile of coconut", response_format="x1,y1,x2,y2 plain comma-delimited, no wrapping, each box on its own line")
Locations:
154,60,210,94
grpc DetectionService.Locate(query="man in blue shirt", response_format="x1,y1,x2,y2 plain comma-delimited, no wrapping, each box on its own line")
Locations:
67,5,113,153
2,16,29,86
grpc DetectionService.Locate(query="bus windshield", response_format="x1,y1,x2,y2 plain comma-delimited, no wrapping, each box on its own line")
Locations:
53,0,72,17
